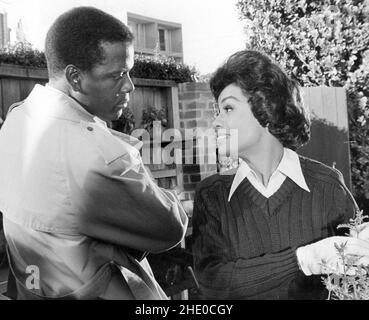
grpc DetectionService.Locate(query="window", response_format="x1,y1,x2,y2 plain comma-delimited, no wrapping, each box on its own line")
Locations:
158,29,166,51
128,22,146,49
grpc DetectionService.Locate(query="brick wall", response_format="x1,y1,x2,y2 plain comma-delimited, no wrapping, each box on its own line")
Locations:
178,82,217,201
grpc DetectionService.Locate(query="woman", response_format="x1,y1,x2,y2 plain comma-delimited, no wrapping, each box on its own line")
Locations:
191,50,369,300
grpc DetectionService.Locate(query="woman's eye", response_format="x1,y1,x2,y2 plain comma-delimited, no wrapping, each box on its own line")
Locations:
223,106,233,113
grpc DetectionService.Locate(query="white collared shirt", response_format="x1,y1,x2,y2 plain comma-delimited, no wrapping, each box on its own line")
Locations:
228,148,310,201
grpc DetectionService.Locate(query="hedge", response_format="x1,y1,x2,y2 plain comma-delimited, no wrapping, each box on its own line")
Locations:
0,44,196,83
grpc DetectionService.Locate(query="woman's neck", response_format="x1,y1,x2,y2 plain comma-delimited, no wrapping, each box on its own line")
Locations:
239,137,284,187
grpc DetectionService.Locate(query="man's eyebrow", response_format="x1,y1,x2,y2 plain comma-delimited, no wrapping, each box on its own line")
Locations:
220,96,240,104
110,68,129,76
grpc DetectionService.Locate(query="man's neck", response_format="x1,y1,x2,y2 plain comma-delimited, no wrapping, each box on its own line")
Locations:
48,78,73,94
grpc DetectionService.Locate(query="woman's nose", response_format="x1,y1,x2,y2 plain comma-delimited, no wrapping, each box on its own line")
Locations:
212,114,224,130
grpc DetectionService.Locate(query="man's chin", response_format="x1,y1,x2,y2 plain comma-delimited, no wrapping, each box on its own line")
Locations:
115,108,123,119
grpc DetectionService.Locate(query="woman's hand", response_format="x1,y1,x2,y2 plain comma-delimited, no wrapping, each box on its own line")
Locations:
296,236,369,275
350,222,369,241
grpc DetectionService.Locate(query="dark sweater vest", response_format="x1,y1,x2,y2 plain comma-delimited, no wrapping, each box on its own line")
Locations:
191,156,357,300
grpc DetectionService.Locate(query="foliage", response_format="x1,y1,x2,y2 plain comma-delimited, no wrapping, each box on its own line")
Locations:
338,209,369,235
0,45,196,83
141,106,168,132
132,54,197,83
321,210,369,300
236,0,369,211
0,43,46,68
111,107,136,135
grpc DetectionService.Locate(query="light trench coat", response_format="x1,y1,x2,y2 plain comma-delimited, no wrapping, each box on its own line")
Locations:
0,84,188,300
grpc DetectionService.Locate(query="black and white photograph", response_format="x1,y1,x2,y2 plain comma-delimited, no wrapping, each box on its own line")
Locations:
0,0,368,310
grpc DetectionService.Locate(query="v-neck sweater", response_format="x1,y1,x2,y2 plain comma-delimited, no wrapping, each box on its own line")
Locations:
191,156,357,300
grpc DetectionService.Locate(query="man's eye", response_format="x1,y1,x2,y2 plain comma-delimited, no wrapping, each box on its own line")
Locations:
114,72,128,80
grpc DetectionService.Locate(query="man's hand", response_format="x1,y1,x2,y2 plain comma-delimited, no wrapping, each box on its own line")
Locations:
296,236,369,276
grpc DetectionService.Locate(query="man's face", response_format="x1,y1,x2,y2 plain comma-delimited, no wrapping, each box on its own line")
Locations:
78,41,135,122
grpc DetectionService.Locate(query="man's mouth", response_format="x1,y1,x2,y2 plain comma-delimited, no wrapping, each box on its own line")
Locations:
116,100,129,108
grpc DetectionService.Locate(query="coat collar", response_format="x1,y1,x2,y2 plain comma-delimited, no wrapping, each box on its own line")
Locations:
22,84,142,150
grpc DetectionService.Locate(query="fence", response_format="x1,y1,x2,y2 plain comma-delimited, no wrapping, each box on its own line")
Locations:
0,64,48,119
0,65,352,199
299,86,351,189
0,63,184,191
0,64,353,300
0,63,192,299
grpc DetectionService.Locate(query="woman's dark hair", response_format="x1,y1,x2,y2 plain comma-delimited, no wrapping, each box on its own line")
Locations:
210,50,310,150
45,6,134,78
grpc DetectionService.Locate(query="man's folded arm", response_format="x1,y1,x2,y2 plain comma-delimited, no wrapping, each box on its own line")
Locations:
69,162,188,253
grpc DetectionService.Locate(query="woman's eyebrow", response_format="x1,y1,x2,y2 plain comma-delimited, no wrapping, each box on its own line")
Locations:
220,96,240,104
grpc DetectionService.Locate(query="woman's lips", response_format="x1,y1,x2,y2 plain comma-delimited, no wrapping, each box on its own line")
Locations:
216,134,230,147
217,133,230,140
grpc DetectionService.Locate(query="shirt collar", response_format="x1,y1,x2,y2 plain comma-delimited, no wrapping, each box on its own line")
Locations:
228,148,310,202
278,148,310,193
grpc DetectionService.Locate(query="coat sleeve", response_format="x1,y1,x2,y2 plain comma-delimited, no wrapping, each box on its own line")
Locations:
65,126,188,254
191,189,299,300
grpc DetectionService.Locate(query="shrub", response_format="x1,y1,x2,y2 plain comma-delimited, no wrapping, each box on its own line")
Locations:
236,0,369,212
0,43,46,68
132,54,197,83
0,44,196,83
141,106,168,132
111,107,136,135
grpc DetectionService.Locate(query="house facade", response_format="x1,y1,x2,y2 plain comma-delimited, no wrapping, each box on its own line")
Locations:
127,12,183,63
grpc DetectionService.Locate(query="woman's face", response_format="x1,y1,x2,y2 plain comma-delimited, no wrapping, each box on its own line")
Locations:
213,83,267,157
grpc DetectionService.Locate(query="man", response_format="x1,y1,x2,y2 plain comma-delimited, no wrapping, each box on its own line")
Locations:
0,7,188,300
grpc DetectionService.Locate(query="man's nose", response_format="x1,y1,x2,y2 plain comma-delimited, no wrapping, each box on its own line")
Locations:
120,74,135,93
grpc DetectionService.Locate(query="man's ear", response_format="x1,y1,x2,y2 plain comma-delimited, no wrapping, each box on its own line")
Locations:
65,65,82,92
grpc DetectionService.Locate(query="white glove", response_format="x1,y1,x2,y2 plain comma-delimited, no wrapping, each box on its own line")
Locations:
296,236,369,276
350,222,369,241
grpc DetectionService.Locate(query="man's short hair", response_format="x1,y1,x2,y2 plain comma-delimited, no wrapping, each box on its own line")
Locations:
45,6,134,78
210,50,311,151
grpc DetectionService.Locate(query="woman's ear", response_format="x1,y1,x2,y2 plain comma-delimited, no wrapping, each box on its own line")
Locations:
65,65,81,92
